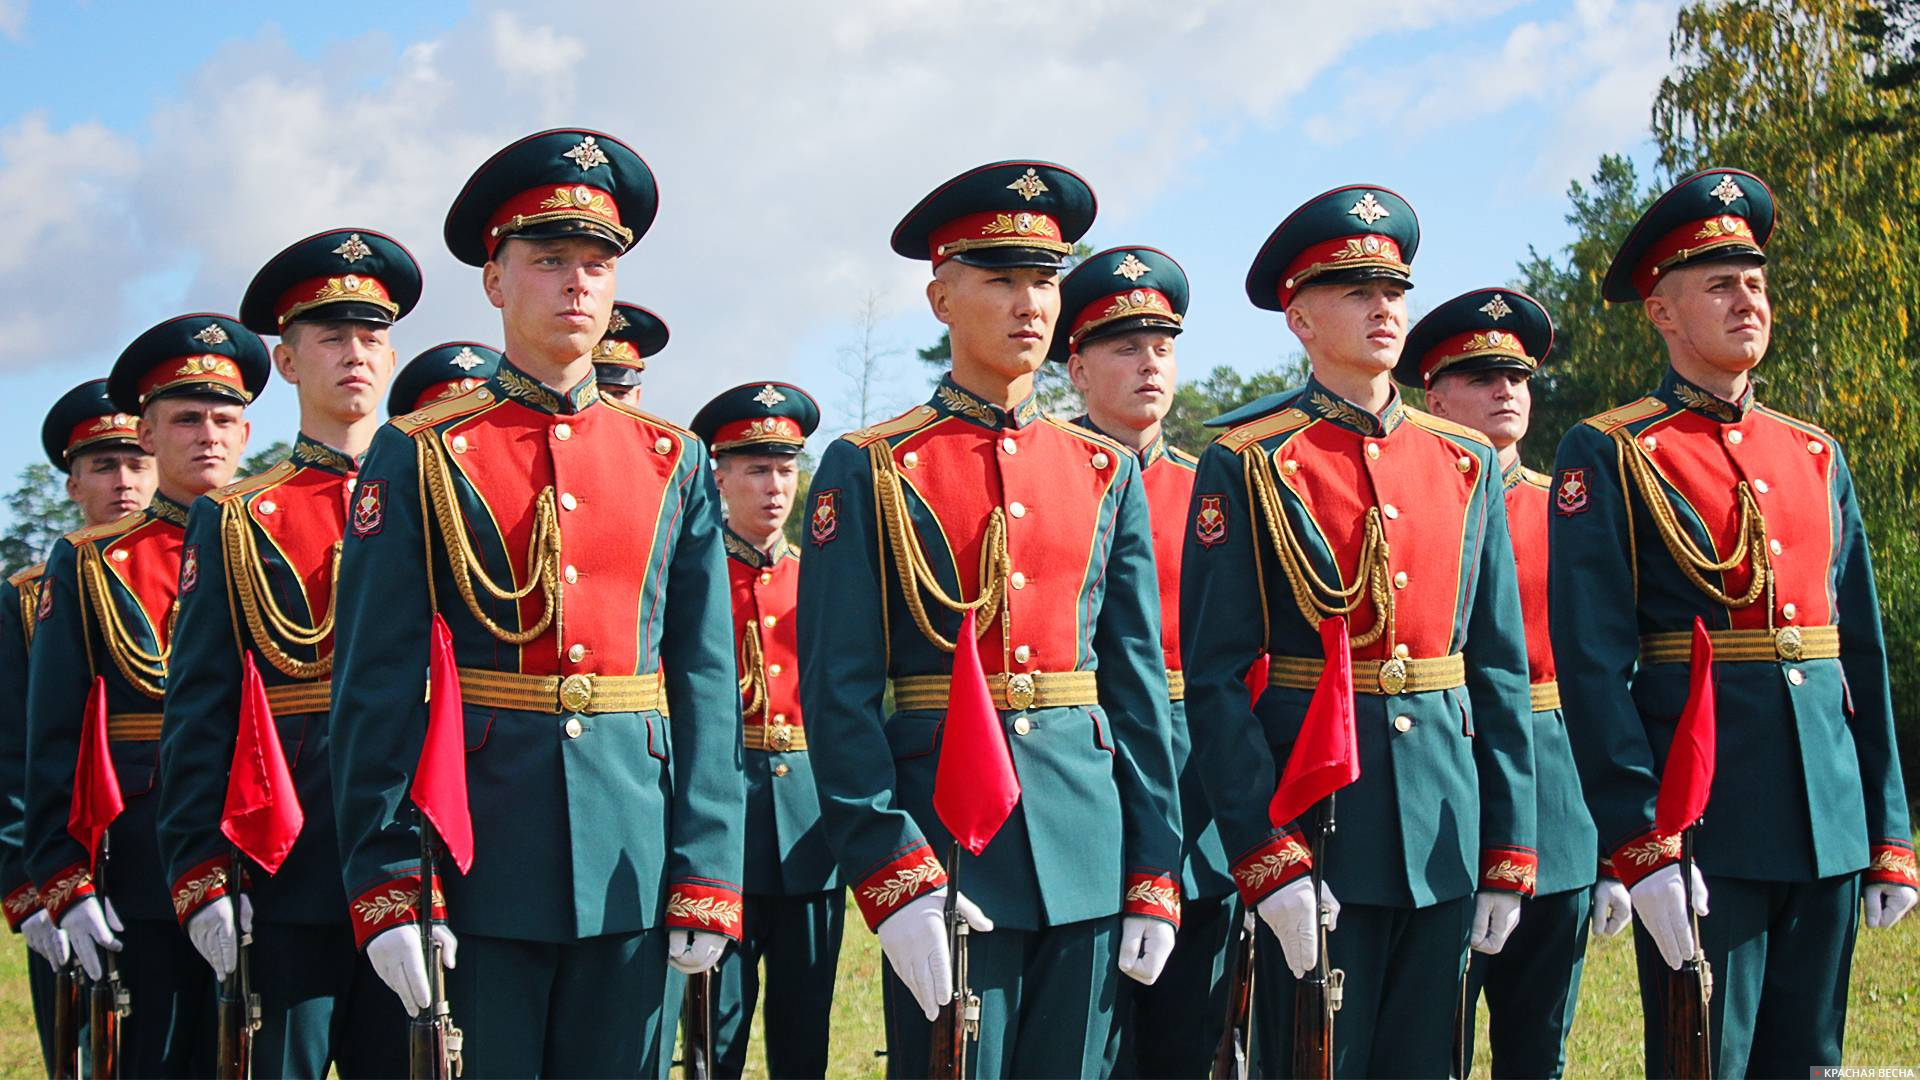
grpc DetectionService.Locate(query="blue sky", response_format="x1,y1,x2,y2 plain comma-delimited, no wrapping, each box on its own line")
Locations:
0,0,1680,526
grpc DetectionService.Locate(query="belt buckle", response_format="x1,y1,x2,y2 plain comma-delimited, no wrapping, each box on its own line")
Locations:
1006,672,1036,711
769,721,793,751
1774,626,1804,662
1377,657,1408,695
559,673,594,713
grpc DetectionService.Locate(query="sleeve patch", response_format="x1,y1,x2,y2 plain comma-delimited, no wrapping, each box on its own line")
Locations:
350,479,386,538
179,544,200,593
1554,468,1590,516
809,488,840,546
1194,494,1228,548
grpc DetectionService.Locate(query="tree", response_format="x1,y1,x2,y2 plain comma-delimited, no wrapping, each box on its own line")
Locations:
0,464,82,576
241,440,292,478
783,450,817,549
1161,360,1309,452
838,290,899,432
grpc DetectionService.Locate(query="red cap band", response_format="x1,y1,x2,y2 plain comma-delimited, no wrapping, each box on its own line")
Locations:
928,209,1068,266
66,411,140,459
1278,233,1407,309
274,273,398,327
1421,327,1536,385
1070,287,1181,346
1631,214,1759,298
136,355,250,406
484,183,632,258
712,415,805,452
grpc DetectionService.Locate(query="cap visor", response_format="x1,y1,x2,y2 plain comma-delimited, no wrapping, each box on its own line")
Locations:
593,363,645,387
949,248,1068,270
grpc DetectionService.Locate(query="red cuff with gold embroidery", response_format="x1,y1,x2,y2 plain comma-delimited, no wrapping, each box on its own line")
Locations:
1607,827,1683,890
1229,829,1313,907
347,872,445,950
853,843,949,931
665,878,745,942
1122,870,1183,928
1867,839,1918,888
1598,856,1620,881
1480,846,1539,897
3,882,42,931
38,864,95,924
170,855,234,926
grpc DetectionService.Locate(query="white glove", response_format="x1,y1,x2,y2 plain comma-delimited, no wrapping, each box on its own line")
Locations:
1863,883,1918,930
186,894,256,978
875,888,993,1022
1117,916,1178,985
1592,878,1633,938
1469,891,1523,954
58,896,123,980
1629,863,1710,970
23,909,69,970
1255,877,1341,979
366,923,458,1017
666,929,730,975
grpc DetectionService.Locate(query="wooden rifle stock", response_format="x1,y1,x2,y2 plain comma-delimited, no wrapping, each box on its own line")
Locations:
1289,798,1340,1080
215,853,261,1080
51,960,81,1079
409,824,462,1080
87,833,128,1080
1663,828,1712,1079
682,969,716,1079
1209,903,1256,1079
928,844,978,1080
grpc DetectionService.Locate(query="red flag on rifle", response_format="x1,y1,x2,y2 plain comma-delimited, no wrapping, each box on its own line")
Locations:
67,676,123,865
411,614,474,873
932,610,1022,856
220,652,306,874
1655,617,1717,835
1268,616,1361,828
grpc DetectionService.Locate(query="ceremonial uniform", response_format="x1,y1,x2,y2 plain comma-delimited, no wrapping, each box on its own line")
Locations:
798,161,1182,1079
329,129,744,1079
25,315,270,1077
389,342,503,417
1181,186,1536,1077
593,302,667,395
1551,169,1915,1077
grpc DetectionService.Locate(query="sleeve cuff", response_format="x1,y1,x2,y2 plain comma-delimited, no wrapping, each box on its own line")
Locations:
1607,827,1683,890
1229,829,1313,907
1867,839,1919,888
665,879,745,941
38,864,95,924
1479,846,1539,897
347,872,445,950
1598,856,1620,880
3,882,42,931
852,843,948,932
170,855,234,926
1122,870,1183,928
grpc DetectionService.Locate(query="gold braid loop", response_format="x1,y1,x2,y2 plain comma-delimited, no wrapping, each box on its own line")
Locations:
221,499,338,680
1245,450,1394,649
17,579,40,651
1612,431,1770,610
868,441,1006,654
738,618,769,720
75,542,170,699
416,430,564,647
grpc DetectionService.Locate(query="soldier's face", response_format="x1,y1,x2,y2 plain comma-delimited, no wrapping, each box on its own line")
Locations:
714,454,799,537
598,382,639,406
137,397,249,497
928,262,1061,380
1069,330,1178,433
485,237,619,364
1647,260,1771,374
1287,280,1407,378
274,320,396,424
65,448,156,527
1425,369,1531,451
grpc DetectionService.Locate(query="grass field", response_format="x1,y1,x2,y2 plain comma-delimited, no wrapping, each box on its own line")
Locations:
1,901,1912,1078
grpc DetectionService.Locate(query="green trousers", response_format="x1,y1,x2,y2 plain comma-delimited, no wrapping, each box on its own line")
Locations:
26,943,57,1073
1252,895,1474,1077
881,914,1120,1079
446,928,669,1079
248,921,409,1078
708,889,844,1078
1463,885,1593,1078
114,916,217,1077
1632,873,1859,1079
1107,893,1237,1078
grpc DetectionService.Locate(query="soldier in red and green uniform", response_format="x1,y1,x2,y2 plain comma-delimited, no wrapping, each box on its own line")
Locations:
1550,168,1916,1077
328,128,745,1078
2,381,154,1071
797,161,1183,1078
155,228,422,1076
592,301,666,407
1406,287,1630,1077
687,381,838,1078
26,314,264,1077
389,342,503,418
1180,185,1537,1077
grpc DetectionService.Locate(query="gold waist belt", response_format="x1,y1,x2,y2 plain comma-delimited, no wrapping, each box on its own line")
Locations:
1530,680,1562,713
107,712,164,742
457,669,663,715
893,670,1101,712
265,681,332,716
744,721,807,752
1639,625,1839,665
1268,652,1467,696
1166,669,1185,702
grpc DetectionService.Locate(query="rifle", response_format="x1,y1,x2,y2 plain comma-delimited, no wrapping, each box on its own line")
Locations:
88,831,130,1080
51,958,81,1079
681,967,716,1079
927,843,979,1080
1209,902,1256,1079
215,852,261,1079
1452,952,1472,1078
408,823,463,1080
1663,826,1712,1079
1290,796,1341,1080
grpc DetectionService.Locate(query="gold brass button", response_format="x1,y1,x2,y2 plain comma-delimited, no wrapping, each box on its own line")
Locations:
110,549,128,562
1365,442,1380,460
1009,501,1026,518
1091,452,1110,470
1642,436,1658,452
654,437,672,454
1010,571,1027,590
1456,456,1473,473
258,500,276,515
1753,478,1769,494
772,763,791,778
567,643,587,663
1012,716,1033,736
564,717,584,739
762,615,777,628
1808,440,1824,455
1393,571,1409,589
1014,644,1032,664
555,422,572,441
1727,429,1743,445
475,389,493,402
1782,602,1798,621
1769,539,1783,556
1383,504,1399,520
1282,459,1300,477
564,565,578,584
1392,715,1413,733
451,435,469,454
560,492,578,510
1002,438,1018,455
903,451,919,469
769,663,783,677
1787,668,1805,686
1394,643,1410,660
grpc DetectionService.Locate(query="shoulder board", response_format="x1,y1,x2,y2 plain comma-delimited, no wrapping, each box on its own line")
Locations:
394,385,498,435
782,547,801,566
1167,444,1200,467
207,460,297,505
844,404,940,448
1581,397,1668,435
1216,408,1311,454
66,511,146,547
1755,404,1835,443
1520,466,1552,490
1042,415,1132,456
7,562,46,588
606,404,697,441
1404,408,1493,448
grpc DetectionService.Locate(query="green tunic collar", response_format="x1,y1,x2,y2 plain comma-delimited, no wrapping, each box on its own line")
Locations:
491,357,601,415
1656,367,1752,424
148,492,190,528
723,525,788,568
290,433,360,476
1070,414,1164,467
1296,374,1406,437
930,374,1042,431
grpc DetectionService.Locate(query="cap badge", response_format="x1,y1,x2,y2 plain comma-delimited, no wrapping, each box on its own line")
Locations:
1479,294,1513,320
1710,174,1742,206
1349,192,1390,226
450,347,485,372
563,135,610,172
333,233,373,263
753,384,787,408
1006,167,1049,201
607,309,630,333
194,323,230,347
1113,253,1151,282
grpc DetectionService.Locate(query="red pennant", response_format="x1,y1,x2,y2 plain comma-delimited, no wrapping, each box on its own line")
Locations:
1655,617,1717,834
1244,654,1271,705
411,615,474,873
220,653,306,874
932,611,1022,856
67,676,124,865
1268,617,1361,828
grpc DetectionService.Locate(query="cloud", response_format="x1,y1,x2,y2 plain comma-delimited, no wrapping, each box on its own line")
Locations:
0,113,139,352
0,0,23,41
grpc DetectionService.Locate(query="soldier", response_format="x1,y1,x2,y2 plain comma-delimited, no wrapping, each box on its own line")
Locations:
329,128,744,1078
25,314,263,1076
592,301,666,406
797,160,1183,1078
1405,288,1632,1077
389,342,503,417
2,382,154,1071
1056,246,1235,1077
153,228,422,1077
1550,168,1915,1077
686,381,838,1078
1180,185,1536,1077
